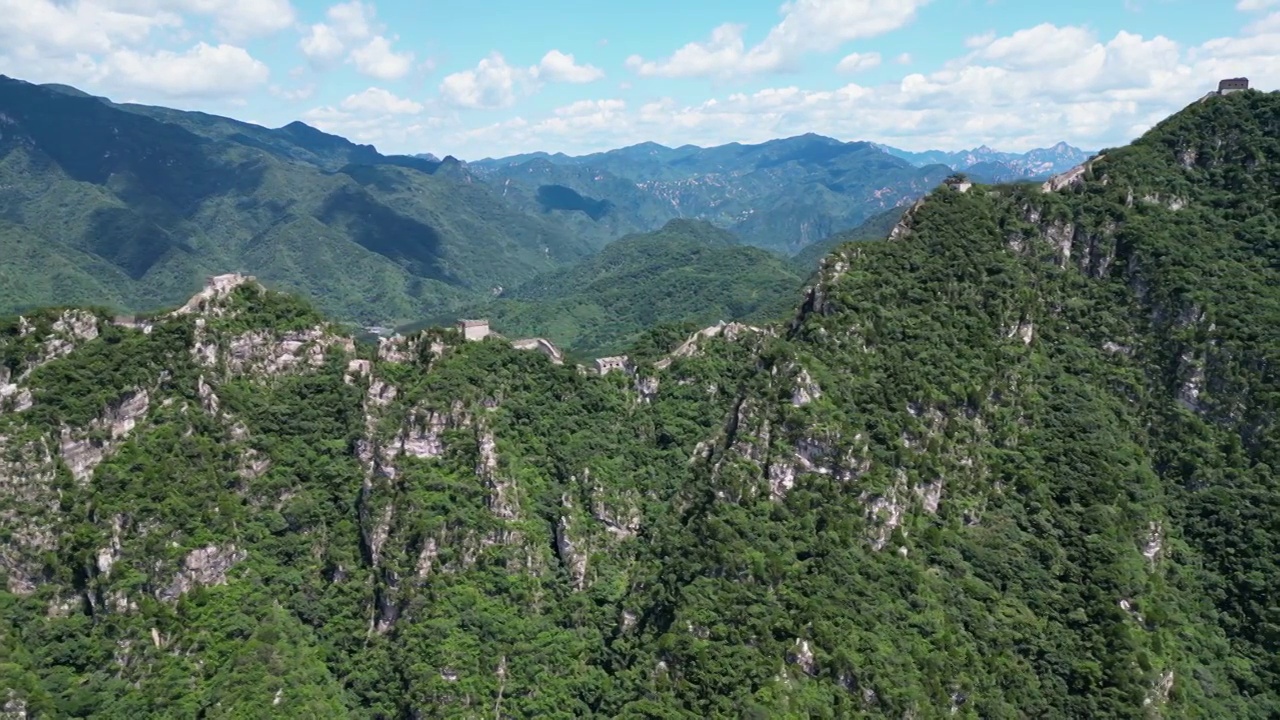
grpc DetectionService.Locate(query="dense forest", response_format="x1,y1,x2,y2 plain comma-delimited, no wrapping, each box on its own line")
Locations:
418,219,805,357
0,90,1277,718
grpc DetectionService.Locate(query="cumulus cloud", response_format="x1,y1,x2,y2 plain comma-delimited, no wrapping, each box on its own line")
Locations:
626,0,929,78
439,49,604,109
836,51,881,73
535,50,605,83
107,41,270,97
439,52,528,109
1236,0,1278,10
444,20,1280,159
340,87,423,114
349,36,414,80
177,0,296,39
297,1,414,79
0,0,178,57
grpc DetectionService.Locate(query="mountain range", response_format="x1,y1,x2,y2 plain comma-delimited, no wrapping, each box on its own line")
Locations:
875,140,1094,182
0,74,590,326
1,88,1276,717
0,72,1083,333
467,136,1090,253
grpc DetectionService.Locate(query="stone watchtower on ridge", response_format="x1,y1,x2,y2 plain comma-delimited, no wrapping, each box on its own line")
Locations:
1218,77,1249,94
457,319,490,341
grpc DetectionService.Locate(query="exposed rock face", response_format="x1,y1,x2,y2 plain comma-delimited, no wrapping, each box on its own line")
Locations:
172,273,254,316
0,436,59,595
344,359,372,384
787,639,817,676
555,501,588,591
791,367,822,406
377,334,418,363
862,471,910,551
913,480,944,515
59,389,150,483
478,427,518,520
0,368,32,414
221,327,355,375
1176,350,1206,413
634,375,660,403
159,545,247,601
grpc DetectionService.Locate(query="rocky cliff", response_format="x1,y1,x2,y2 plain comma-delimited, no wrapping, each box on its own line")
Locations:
1,91,1278,718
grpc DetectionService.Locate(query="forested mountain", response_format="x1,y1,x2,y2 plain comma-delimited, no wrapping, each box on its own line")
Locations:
470,134,952,253
410,219,805,356
876,141,1093,182
2,89,1279,718
790,207,907,270
0,75,590,326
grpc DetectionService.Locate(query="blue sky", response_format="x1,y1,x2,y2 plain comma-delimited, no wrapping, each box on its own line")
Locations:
2,0,1278,159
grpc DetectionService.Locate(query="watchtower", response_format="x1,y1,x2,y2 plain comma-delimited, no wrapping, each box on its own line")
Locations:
457,319,490,341
1218,77,1249,94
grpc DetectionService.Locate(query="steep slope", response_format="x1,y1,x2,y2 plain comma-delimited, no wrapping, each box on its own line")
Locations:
0,75,589,324
0,90,1278,718
789,206,906,270
411,219,804,356
472,134,950,253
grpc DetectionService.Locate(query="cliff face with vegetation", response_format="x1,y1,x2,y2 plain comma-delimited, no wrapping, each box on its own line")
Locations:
1,91,1278,718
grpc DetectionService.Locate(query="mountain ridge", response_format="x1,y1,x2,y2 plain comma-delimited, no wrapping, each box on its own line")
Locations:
0,88,1277,717
0,74,589,326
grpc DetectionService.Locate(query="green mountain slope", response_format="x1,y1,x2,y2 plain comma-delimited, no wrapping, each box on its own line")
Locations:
413,219,805,356
0,75,589,324
790,206,907,270
472,134,951,253
0,90,1278,718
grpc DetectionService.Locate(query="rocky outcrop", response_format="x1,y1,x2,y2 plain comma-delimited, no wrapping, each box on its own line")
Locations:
222,327,355,375
862,470,910,551
158,544,247,601
0,436,59,595
634,375,660,403
59,389,150,483
554,497,588,590
171,273,254,316
0,367,32,415
478,427,518,520
791,367,822,406
41,309,100,365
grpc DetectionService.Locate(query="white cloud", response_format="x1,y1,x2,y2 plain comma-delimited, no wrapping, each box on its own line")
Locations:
535,50,605,83
1247,11,1280,33
440,49,604,109
626,0,929,78
439,52,529,109
296,1,414,79
441,20,1280,159
271,83,315,101
299,23,345,63
349,36,414,80
1236,0,1278,10
895,52,913,64
340,87,422,114
836,51,881,73
107,41,270,97
0,0,179,57
177,0,296,39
